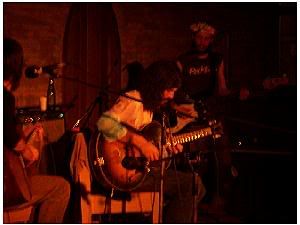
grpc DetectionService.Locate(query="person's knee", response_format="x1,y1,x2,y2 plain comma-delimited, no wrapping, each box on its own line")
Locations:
54,177,71,198
61,179,71,198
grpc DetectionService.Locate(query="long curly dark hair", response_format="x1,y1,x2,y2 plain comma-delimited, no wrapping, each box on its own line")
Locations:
4,38,24,91
138,60,181,111
124,61,144,92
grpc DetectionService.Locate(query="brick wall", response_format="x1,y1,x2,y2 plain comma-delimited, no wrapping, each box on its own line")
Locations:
113,3,192,88
4,3,293,108
4,2,70,107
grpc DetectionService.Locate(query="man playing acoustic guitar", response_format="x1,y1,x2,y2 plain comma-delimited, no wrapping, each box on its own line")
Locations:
96,60,206,223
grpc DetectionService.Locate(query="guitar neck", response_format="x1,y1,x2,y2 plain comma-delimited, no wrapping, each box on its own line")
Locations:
122,126,220,172
170,127,213,145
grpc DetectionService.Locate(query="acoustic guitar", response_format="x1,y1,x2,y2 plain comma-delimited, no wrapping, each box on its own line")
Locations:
4,127,45,207
88,122,222,192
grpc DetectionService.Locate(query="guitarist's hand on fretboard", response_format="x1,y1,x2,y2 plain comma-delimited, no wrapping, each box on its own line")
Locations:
165,135,183,155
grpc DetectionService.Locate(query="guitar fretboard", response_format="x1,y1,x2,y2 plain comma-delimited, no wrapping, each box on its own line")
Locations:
168,127,213,145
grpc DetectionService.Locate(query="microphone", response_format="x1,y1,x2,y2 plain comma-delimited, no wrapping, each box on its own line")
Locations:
122,156,148,171
25,63,65,79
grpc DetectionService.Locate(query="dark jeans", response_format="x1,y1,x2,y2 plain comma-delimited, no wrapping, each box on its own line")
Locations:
136,168,206,223
186,124,234,200
137,121,206,223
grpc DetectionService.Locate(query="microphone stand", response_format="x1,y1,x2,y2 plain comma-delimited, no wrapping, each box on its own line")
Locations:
212,121,221,216
72,95,104,130
203,119,222,223
186,148,199,224
158,112,167,224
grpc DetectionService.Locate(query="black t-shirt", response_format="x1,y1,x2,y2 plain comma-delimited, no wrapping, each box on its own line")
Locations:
3,89,23,149
177,51,222,101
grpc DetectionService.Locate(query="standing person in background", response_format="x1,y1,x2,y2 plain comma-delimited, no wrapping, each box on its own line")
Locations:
173,22,241,214
4,37,70,223
177,22,230,101
176,21,249,102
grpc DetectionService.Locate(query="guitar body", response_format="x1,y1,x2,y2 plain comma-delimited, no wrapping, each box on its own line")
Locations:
88,131,148,192
89,122,221,192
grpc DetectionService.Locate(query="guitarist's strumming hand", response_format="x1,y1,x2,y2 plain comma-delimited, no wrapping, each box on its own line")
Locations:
127,131,159,161
141,141,160,161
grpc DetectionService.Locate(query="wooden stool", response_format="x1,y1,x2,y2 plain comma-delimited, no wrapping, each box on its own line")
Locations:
81,192,159,223
70,133,160,223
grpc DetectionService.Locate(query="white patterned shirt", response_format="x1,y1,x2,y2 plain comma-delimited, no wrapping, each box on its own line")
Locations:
97,90,153,141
